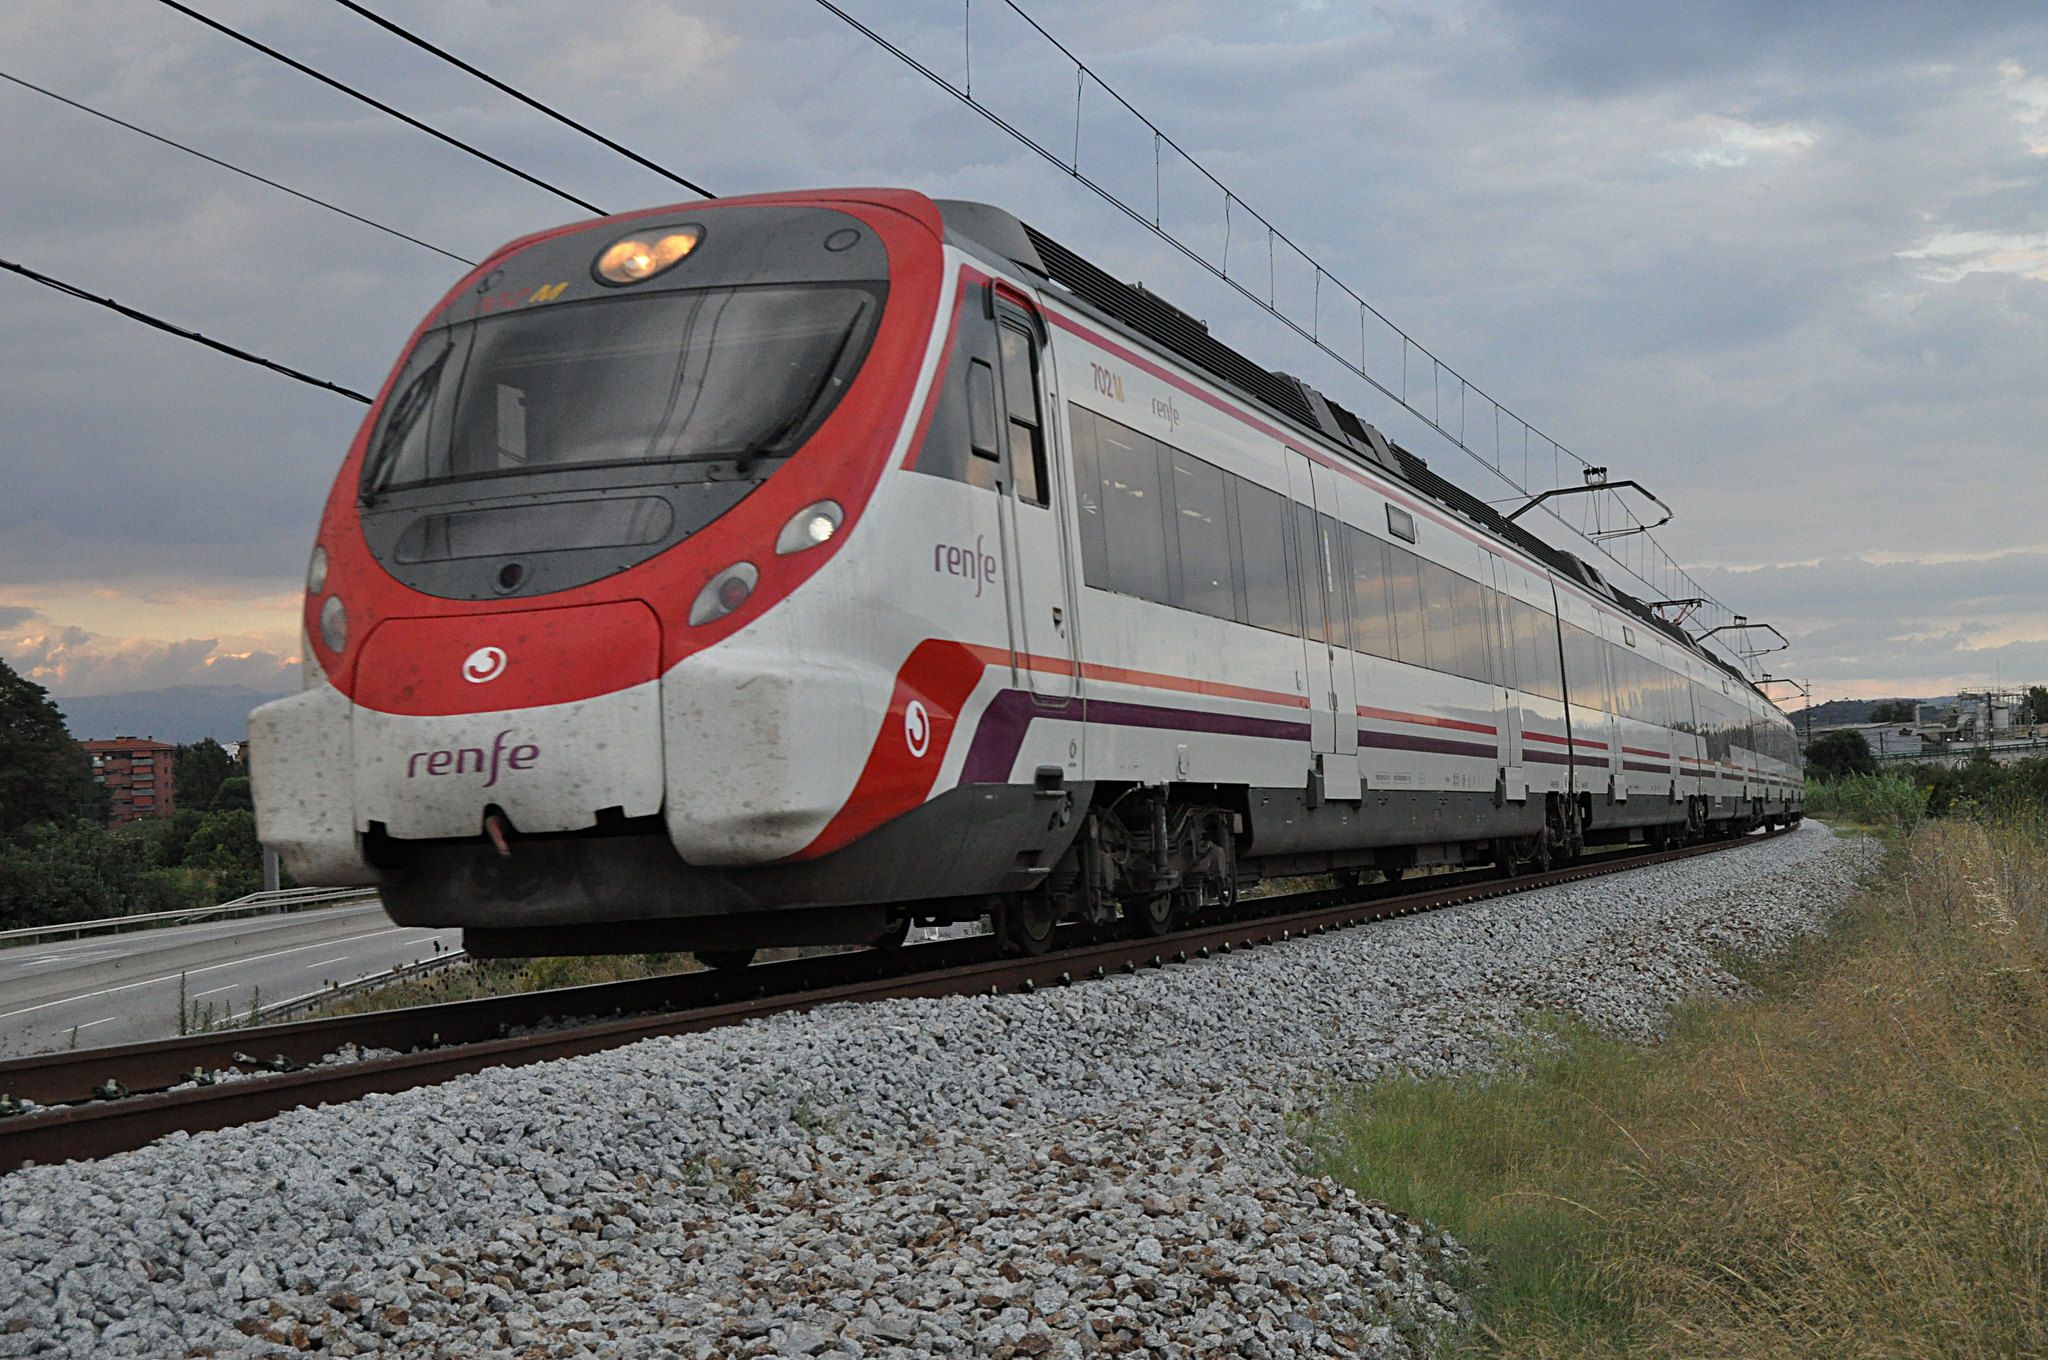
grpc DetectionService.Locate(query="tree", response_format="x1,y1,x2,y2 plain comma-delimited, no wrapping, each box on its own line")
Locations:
1867,699,1917,724
210,775,254,812
1806,729,1878,780
0,817,203,930
0,657,102,838
185,809,264,901
175,738,235,812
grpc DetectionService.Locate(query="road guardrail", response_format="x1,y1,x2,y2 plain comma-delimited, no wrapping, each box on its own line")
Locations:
0,886,380,950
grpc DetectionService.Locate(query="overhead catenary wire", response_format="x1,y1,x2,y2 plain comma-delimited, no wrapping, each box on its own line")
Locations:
152,0,606,216
324,0,717,200
1,257,373,404
0,69,474,266
806,0,1748,656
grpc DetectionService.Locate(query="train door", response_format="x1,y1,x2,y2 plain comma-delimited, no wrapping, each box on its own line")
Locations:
1286,451,1361,800
1596,621,1625,805
989,292,1079,704
1485,555,1528,803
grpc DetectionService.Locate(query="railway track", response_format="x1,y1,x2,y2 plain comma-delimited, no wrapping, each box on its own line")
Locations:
0,827,1788,1173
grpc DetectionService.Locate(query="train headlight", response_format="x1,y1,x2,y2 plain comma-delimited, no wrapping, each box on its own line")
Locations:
593,225,702,285
318,595,348,653
306,545,328,595
688,563,758,626
775,501,844,555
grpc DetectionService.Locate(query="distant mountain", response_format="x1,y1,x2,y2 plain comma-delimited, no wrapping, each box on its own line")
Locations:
1790,696,1948,728
53,686,292,744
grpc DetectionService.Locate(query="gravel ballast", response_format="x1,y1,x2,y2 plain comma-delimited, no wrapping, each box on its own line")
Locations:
0,824,1873,1358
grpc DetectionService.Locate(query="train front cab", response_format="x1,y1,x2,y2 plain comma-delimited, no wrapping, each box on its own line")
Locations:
250,190,1089,952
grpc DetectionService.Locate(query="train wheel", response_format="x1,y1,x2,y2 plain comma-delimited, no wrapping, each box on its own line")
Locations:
696,948,756,971
1003,894,1058,956
1128,892,1176,938
872,917,913,951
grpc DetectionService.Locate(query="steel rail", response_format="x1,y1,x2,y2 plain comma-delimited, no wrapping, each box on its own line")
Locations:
0,828,1788,1173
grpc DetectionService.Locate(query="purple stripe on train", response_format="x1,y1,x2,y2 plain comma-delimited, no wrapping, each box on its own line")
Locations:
1524,749,1610,768
1355,729,1496,761
958,690,1313,783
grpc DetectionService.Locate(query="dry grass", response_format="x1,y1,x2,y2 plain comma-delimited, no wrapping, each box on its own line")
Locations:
310,952,696,1017
1316,814,2048,1358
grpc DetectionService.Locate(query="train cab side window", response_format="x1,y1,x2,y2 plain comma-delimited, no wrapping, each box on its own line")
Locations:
912,300,1003,491
997,323,1048,507
967,361,1001,463
1233,477,1297,635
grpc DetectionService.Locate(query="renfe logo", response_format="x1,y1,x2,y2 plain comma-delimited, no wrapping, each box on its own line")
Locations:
407,729,538,789
933,535,998,597
462,646,508,683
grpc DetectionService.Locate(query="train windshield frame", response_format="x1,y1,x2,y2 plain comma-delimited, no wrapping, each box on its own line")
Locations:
360,281,885,497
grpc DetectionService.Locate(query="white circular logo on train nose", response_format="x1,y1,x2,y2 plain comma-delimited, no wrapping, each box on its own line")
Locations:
462,646,508,684
904,700,931,758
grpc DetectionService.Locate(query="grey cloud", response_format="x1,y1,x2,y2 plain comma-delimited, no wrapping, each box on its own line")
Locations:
0,618,298,698
0,0,2043,696
1494,0,2046,98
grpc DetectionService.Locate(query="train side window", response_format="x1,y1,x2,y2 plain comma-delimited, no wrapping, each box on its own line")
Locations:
1512,601,1561,701
1293,503,1329,645
1450,573,1491,683
1067,407,1110,587
1347,527,1396,660
1169,450,1234,620
997,324,1048,507
1233,477,1296,635
1419,561,1460,677
1563,625,1611,712
1095,420,1171,604
1616,647,1640,720
1385,545,1429,669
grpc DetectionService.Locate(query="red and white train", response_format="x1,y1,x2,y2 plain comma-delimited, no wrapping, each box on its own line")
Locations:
251,188,1802,960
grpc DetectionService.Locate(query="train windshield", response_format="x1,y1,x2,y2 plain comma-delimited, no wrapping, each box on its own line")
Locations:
362,283,883,495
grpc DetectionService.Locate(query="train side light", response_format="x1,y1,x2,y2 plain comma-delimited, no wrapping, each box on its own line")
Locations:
775,501,844,555
689,563,759,626
593,225,703,285
319,595,348,653
306,545,328,595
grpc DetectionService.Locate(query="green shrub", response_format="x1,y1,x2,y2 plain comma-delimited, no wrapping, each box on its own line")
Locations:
1803,770,1923,832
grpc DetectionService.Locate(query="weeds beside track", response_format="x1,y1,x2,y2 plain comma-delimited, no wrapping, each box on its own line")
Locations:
1316,813,2048,1358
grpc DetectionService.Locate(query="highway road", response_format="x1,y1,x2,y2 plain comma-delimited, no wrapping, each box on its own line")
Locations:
0,902,460,1058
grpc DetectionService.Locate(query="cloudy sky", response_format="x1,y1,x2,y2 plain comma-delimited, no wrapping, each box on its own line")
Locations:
2,0,2044,706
